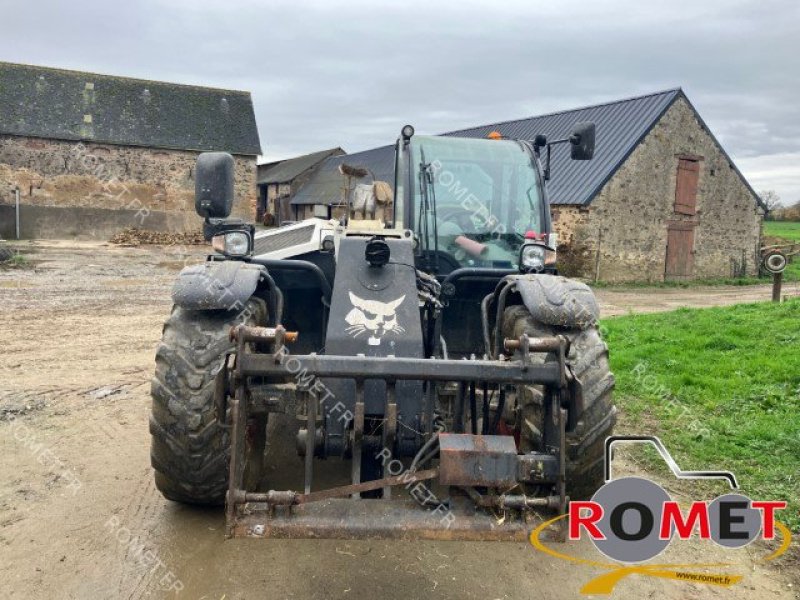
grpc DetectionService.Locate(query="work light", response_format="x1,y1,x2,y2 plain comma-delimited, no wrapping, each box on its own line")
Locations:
212,230,251,257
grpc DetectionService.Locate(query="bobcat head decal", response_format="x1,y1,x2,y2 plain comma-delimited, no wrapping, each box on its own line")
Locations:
345,292,406,346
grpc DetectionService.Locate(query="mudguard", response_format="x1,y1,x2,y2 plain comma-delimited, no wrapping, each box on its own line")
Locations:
172,260,265,310
509,274,599,330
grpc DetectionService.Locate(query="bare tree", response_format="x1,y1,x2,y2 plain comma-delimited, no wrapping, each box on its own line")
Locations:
758,190,782,218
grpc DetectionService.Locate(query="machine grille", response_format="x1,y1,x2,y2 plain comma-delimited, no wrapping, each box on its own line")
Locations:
253,224,317,255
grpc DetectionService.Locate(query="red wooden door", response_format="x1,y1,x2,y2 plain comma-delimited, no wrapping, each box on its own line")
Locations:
665,222,695,279
674,159,700,215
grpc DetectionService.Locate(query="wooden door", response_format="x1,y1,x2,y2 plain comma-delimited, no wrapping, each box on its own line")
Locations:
674,158,700,215
665,222,695,279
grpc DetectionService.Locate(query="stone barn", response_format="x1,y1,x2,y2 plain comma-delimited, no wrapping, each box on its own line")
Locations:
0,62,261,239
285,89,764,282
288,145,396,222
256,147,343,224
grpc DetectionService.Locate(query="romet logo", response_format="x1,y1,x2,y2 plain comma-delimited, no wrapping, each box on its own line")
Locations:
530,436,791,595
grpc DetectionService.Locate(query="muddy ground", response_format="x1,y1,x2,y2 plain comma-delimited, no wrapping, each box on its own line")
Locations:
0,241,796,599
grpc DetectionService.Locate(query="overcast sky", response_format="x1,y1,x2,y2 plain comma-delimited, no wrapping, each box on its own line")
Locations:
3,0,799,204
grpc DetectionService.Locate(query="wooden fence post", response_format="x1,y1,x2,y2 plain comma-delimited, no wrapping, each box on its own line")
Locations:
772,271,783,303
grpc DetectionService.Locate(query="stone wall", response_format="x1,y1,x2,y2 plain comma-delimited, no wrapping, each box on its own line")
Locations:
551,205,592,245
0,135,257,231
0,203,197,240
550,205,596,277
553,98,763,282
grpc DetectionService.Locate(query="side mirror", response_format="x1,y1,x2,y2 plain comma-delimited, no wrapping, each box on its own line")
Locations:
569,122,595,160
195,152,235,219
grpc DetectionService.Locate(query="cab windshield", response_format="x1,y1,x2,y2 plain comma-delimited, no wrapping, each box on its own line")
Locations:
410,135,543,270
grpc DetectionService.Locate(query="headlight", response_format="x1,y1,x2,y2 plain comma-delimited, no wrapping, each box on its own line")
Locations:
521,244,546,271
212,231,251,257
519,243,556,272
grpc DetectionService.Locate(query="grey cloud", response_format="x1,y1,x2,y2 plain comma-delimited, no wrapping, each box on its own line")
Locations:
1,0,798,199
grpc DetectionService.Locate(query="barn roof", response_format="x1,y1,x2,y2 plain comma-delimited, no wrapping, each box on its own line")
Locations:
258,147,344,185
0,62,261,155
289,145,396,205
281,88,762,210
288,89,683,207
444,89,681,206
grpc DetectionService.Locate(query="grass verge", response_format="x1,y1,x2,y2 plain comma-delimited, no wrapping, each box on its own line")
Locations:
602,299,800,530
764,221,800,242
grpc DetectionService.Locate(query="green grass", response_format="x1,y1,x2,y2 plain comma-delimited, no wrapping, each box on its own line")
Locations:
602,299,800,530
764,220,800,242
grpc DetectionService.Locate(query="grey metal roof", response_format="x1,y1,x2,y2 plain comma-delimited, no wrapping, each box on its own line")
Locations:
443,89,681,205
289,145,395,205
285,88,761,210
289,90,681,208
257,147,344,184
0,62,261,155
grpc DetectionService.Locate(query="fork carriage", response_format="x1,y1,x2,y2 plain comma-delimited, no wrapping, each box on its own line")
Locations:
221,323,581,541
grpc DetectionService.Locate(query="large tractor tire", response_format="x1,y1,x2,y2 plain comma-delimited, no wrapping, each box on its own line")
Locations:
150,299,266,505
503,301,616,501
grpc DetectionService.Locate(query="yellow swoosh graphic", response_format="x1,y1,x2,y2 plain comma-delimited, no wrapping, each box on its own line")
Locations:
529,513,790,595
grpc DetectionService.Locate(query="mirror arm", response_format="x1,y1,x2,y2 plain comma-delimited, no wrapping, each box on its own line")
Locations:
543,139,573,181
544,143,552,181
537,137,574,181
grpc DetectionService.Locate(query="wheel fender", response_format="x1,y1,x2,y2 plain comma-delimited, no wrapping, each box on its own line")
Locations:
172,260,266,310
509,274,599,330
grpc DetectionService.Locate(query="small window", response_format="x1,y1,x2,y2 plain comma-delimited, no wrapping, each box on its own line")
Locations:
674,158,700,215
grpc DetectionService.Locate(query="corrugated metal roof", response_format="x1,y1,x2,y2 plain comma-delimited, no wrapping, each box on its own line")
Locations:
0,62,261,155
443,89,681,205
286,89,760,211
257,147,344,184
289,89,681,208
289,145,395,205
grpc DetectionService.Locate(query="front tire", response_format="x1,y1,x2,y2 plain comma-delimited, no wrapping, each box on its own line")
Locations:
150,299,266,505
503,303,616,500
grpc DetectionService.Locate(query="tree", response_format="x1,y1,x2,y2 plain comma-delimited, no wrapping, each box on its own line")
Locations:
781,200,800,221
758,190,782,219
